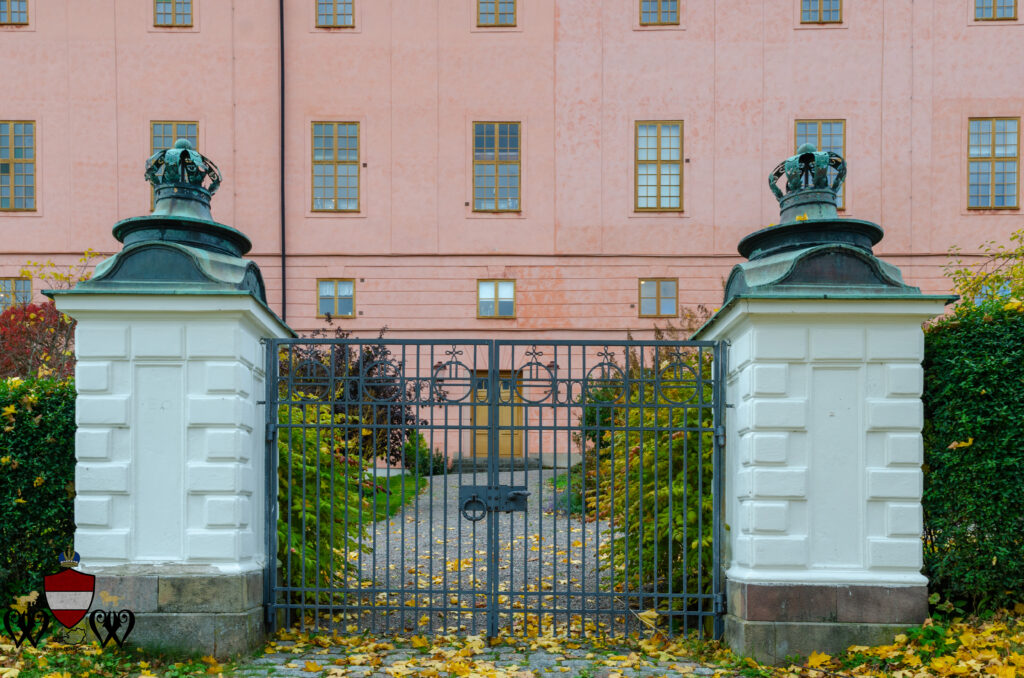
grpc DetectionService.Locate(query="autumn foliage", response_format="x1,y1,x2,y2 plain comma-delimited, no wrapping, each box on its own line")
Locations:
0,300,75,380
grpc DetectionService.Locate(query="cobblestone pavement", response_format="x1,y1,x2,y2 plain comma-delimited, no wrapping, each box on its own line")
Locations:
232,635,734,678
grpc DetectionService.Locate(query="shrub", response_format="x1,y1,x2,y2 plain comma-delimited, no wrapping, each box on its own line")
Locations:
0,377,77,607
401,433,448,477
922,299,1024,611
0,301,75,380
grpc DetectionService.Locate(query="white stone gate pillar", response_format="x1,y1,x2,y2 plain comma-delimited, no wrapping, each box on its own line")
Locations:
50,139,292,657
694,143,953,663
697,298,946,662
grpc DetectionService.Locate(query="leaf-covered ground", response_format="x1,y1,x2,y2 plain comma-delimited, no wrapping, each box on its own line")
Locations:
1,606,1021,678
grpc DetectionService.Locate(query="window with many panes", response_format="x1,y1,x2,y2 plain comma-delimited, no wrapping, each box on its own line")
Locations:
317,0,354,27
640,0,678,25
975,0,1017,20
801,0,841,23
639,279,677,318
969,118,1018,209
478,280,515,318
0,0,28,24
317,279,355,317
0,121,35,211
795,119,845,208
312,122,359,212
477,0,515,26
151,121,198,207
636,121,682,211
155,0,192,26
0,278,30,311
473,123,520,212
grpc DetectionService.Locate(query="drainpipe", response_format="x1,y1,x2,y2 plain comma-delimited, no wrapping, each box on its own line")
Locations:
279,0,287,321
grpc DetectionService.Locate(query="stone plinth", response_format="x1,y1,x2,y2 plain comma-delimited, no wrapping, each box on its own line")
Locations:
54,293,291,657
695,297,947,664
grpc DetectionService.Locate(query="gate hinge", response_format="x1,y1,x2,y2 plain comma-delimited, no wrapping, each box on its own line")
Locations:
265,423,276,442
714,591,727,614
714,425,726,448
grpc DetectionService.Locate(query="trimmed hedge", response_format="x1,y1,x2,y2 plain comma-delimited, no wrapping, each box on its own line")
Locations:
0,377,77,607
922,301,1024,610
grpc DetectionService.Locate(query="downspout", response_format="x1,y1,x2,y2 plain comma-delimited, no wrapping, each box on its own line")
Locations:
279,0,287,321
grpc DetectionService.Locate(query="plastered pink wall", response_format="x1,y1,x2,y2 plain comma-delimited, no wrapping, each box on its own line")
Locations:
1,1,1021,335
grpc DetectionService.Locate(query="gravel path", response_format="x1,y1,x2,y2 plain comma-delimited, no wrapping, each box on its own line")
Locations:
296,468,639,637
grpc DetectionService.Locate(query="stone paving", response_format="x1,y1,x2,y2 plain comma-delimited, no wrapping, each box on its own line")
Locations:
231,636,733,677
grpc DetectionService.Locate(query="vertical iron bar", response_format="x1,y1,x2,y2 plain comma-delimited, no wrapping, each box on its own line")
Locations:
264,339,278,630
712,341,726,639
487,340,500,636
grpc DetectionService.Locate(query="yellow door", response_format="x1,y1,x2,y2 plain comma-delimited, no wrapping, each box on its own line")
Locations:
472,374,522,458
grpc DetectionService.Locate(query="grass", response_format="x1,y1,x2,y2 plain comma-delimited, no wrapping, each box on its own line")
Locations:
367,473,427,521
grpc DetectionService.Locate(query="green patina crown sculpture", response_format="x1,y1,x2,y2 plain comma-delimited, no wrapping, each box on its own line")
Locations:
718,144,925,305
51,138,269,305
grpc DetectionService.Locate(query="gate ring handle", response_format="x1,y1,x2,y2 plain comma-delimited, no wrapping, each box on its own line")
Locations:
461,495,487,522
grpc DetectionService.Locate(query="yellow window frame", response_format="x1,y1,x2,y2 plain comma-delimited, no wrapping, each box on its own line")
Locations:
473,122,521,213
150,120,199,209
967,117,1020,210
800,0,842,24
0,277,30,310
635,120,684,212
477,279,516,319
974,0,1017,20
638,278,678,318
316,0,355,28
311,121,361,213
0,120,36,212
477,0,516,27
316,278,356,318
0,0,28,25
795,119,846,209
639,0,680,26
153,0,193,27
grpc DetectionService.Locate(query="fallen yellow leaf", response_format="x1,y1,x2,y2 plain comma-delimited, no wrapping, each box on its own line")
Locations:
807,651,831,668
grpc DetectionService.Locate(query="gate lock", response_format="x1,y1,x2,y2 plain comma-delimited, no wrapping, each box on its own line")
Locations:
459,485,531,521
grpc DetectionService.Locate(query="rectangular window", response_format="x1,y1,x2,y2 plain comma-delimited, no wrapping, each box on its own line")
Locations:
154,0,192,26
473,122,520,212
317,279,355,318
478,280,515,318
151,121,198,208
639,278,677,318
317,0,354,27
0,121,35,211
801,0,841,23
969,117,1019,209
312,122,360,212
477,0,516,27
0,278,30,311
635,121,682,211
795,119,845,208
975,0,1017,20
0,0,28,24
639,0,679,25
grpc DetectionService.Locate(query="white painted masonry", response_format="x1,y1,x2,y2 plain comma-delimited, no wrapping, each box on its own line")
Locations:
697,298,947,587
55,294,291,574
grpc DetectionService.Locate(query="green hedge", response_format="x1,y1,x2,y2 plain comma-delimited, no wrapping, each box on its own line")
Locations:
0,377,77,607
922,301,1024,610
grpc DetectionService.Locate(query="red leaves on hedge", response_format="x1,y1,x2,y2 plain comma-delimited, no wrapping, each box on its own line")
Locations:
0,300,75,380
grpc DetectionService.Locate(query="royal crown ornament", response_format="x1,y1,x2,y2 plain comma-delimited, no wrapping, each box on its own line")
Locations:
58,547,81,568
766,143,847,224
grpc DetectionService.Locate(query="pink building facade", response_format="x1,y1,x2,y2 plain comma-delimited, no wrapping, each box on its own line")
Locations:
2,0,1022,335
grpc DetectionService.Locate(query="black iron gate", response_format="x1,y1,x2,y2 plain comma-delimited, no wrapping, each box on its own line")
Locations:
264,338,725,638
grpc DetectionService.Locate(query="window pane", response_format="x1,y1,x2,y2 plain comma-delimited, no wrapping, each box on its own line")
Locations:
319,281,335,297
640,298,657,316
479,300,495,316
660,280,677,298
336,280,354,297
318,297,334,316
497,281,514,300
497,300,514,316
640,279,656,298
659,297,675,316
336,297,354,316
478,281,495,300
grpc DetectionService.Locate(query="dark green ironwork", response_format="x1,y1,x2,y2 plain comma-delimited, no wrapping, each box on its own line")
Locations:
265,338,726,639
52,139,270,306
